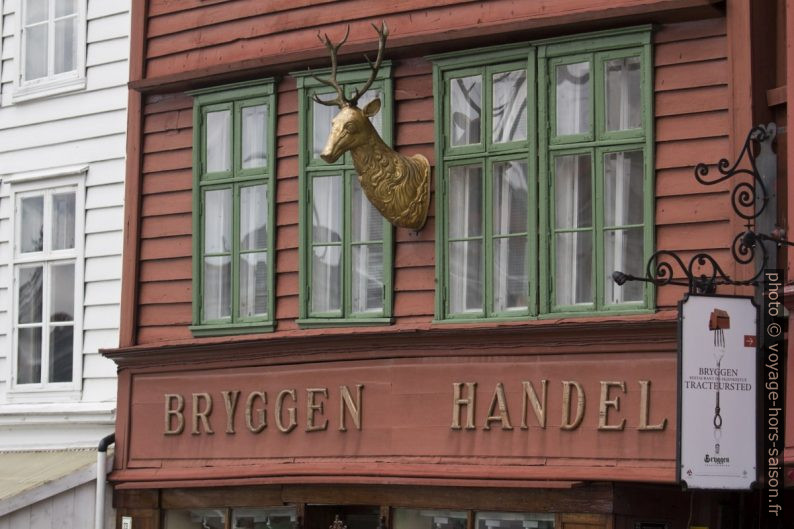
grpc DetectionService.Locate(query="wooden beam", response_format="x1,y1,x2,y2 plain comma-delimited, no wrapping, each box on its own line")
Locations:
727,0,755,287
119,0,149,348
766,85,787,106
131,0,722,94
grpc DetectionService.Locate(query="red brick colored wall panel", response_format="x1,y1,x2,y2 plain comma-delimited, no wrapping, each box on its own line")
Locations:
143,129,193,154
140,213,192,239
395,267,435,292
655,85,730,117
141,169,192,195
138,303,192,327
137,325,193,343
277,176,299,203
653,20,729,308
654,35,726,66
139,280,192,305
276,202,299,228
144,93,193,114
140,258,193,282
655,110,729,142
656,167,730,197
276,296,300,322
655,137,730,170
141,190,192,218
133,18,734,343
394,240,435,269
140,235,192,261
142,110,192,134
147,0,337,32
652,16,725,43
656,193,731,225
656,221,734,252
139,0,722,83
277,271,300,298
141,149,192,174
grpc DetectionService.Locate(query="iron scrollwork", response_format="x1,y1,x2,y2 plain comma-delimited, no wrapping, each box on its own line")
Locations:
612,124,777,293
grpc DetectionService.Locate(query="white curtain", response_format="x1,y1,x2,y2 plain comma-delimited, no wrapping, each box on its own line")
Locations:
556,62,590,136
206,110,231,172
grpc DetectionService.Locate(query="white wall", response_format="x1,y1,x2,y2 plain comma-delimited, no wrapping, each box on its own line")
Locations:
0,0,129,447
0,480,114,529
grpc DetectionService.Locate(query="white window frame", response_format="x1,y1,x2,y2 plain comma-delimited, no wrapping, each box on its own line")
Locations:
12,0,87,103
7,171,85,401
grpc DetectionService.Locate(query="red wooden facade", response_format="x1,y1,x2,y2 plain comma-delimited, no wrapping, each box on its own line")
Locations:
109,0,793,528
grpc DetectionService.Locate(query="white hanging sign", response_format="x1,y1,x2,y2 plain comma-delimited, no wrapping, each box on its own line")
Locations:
679,294,757,489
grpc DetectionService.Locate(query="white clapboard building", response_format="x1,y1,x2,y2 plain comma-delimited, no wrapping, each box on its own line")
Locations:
0,0,128,527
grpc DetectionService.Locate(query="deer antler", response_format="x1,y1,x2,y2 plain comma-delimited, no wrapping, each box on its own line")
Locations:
349,21,389,106
310,26,350,108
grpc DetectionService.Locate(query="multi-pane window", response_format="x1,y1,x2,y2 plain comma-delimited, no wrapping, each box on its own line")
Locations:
190,80,276,336
294,64,394,326
13,185,79,388
19,0,84,92
163,507,297,529
542,36,652,312
392,509,554,529
433,27,652,320
435,51,536,319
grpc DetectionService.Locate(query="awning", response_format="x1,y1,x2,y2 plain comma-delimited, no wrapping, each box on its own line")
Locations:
0,448,107,517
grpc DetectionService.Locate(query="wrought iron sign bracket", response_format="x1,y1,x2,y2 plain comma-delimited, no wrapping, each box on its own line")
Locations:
612,123,784,294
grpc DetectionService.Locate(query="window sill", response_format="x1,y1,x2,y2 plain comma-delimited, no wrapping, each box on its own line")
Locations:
432,307,654,323
190,322,275,337
12,76,86,104
5,388,82,404
539,307,654,319
432,315,533,324
296,317,394,329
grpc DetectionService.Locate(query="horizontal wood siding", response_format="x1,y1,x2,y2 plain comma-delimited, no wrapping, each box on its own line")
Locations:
0,0,128,400
137,0,721,86
653,18,730,308
135,17,732,344
137,92,194,343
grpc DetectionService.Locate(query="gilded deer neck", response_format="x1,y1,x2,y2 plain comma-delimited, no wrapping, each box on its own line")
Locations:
350,128,391,178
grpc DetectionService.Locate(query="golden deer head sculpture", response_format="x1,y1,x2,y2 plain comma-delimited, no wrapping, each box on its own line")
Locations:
311,22,431,230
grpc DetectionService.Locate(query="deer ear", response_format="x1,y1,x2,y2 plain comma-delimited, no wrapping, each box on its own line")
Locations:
362,97,382,118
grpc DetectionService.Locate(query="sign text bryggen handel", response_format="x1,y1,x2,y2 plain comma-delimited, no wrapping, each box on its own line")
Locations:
163,380,667,436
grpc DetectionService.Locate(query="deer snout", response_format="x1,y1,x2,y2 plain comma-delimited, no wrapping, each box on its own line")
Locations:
320,150,338,163
320,131,345,163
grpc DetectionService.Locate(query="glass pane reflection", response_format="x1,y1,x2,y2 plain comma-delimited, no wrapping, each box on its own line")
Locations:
163,509,225,529
393,509,468,529
476,512,555,529
232,507,297,529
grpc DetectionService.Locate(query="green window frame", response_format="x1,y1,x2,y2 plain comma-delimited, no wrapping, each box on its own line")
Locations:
431,26,654,321
292,63,395,327
188,79,277,336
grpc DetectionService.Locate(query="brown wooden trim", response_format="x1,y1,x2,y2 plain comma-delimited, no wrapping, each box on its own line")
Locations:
380,505,390,529
130,0,149,82
766,85,787,107
114,369,133,475
115,488,160,509
102,315,677,370
559,513,612,526
141,483,615,514
727,0,755,286
161,486,284,509
119,89,144,349
130,0,721,94
109,463,673,490
120,0,149,347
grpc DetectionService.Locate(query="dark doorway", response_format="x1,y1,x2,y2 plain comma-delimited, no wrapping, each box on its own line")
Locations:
304,505,380,529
